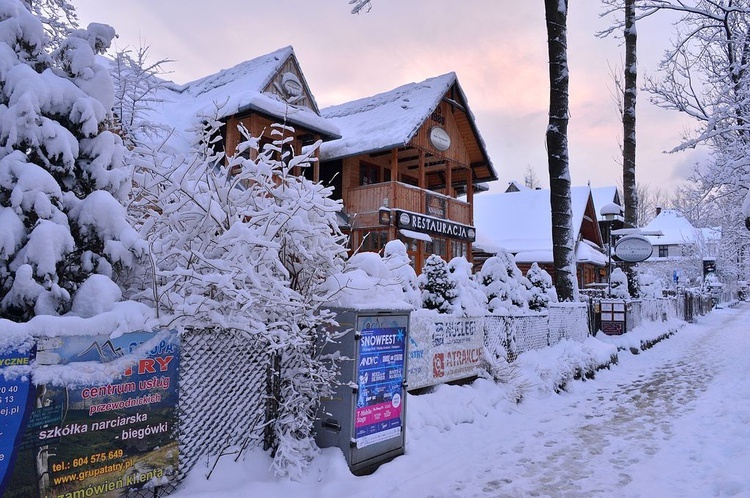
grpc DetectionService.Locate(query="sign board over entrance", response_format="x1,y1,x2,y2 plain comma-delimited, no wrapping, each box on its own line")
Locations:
395,210,476,242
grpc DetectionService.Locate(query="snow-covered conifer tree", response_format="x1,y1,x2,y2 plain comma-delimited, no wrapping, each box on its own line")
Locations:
609,267,630,299
448,256,487,316
478,251,531,314
418,254,457,313
0,0,143,321
526,262,557,311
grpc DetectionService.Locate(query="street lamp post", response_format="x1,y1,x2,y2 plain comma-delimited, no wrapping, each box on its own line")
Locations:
600,203,623,298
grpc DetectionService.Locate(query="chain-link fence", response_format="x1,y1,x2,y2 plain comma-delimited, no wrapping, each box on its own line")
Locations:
175,328,269,484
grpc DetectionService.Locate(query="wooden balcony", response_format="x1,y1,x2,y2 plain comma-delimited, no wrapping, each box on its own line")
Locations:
345,181,472,229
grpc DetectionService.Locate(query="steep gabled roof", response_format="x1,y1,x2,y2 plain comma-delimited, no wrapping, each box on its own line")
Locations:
591,186,621,221
319,73,496,181
150,46,340,146
473,186,604,264
643,209,721,246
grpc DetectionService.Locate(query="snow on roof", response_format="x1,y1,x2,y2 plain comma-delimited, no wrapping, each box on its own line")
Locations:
642,209,721,246
318,72,456,160
144,46,340,150
473,186,594,256
505,180,530,192
591,186,619,221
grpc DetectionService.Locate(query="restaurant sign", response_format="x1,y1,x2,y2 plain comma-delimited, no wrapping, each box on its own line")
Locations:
395,210,475,242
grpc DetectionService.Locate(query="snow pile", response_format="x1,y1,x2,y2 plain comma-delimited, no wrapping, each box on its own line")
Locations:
515,337,618,394
323,250,413,311
638,270,664,298
382,240,420,308
597,318,684,353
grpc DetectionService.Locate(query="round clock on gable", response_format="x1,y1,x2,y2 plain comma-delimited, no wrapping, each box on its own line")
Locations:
429,126,451,151
281,72,303,98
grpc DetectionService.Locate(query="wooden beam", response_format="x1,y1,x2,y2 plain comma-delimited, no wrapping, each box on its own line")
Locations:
419,148,425,189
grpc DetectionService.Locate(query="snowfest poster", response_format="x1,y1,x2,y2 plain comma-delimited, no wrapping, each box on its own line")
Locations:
0,330,179,498
355,325,405,449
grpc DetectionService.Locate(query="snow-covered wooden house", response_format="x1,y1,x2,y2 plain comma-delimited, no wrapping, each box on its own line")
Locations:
472,186,607,287
148,46,341,180
146,46,497,271
319,73,497,270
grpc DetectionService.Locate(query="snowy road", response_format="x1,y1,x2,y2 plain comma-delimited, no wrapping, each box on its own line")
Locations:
173,304,750,497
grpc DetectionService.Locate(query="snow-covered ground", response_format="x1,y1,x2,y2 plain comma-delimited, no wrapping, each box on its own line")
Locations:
172,304,750,498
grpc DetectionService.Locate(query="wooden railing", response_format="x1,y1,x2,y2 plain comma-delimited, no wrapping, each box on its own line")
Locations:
346,182,472,228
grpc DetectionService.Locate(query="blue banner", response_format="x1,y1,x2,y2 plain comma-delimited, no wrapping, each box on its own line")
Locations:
0,341,36,497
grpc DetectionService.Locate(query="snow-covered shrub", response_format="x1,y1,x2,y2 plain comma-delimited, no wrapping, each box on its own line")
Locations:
609,268,630,299
0,0,143,321
637,270,664,299
478,250,531,314
448,256,487,316
526,262,557,311
418,254,457,313
134,113,348,479
382,239,420,307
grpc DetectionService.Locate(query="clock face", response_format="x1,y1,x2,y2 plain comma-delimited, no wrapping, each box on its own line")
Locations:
281,72,303,97
429,126,451,151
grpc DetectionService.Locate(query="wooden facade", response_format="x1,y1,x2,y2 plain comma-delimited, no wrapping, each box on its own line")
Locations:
321,80,496,272
203,48,496,273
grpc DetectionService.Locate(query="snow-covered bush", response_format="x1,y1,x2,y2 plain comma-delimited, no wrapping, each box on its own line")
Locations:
134,113,348,479
609,268,630,299
418,254,457,313
0,0,143,321
447,256,487,316
637,270,664,299
478,250,531,314
382,239,420,307
526,262,557,311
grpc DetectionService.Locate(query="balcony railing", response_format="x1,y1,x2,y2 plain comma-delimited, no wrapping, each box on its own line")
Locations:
346,181,471,229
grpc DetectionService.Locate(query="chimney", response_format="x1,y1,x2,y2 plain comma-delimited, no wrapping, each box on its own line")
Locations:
656,206,662,216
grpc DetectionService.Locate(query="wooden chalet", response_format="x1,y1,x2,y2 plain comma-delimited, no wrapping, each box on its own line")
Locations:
152,47,497,271
472,186,607,288
319,73,497,270
154,46,341,179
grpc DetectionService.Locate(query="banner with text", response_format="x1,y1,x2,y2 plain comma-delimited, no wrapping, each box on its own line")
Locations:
406,314,485,390
2,330,179,498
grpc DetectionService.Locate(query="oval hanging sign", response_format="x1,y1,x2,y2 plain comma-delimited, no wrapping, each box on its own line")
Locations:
614,235,653,262
429,126,451,151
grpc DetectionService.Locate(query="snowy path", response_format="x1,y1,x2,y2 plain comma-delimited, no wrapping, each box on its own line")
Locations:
173,304,750,497
365,304,750,497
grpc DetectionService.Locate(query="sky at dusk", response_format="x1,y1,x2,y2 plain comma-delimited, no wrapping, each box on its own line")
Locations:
75,0,707,197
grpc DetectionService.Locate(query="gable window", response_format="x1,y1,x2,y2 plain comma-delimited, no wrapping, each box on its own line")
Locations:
658,245,668,258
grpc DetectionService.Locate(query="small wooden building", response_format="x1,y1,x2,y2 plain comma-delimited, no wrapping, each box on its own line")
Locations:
319,73,497,270
472,186,607,288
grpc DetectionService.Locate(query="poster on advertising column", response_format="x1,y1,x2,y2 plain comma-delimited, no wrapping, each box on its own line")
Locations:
2,329,179,498
354,325,406,449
